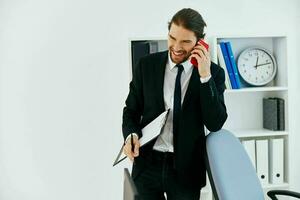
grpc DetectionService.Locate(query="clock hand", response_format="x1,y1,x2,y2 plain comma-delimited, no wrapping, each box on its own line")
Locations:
255,56,259,69
256,62,272,67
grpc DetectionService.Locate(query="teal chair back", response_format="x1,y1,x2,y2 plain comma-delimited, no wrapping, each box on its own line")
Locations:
205,129,264,200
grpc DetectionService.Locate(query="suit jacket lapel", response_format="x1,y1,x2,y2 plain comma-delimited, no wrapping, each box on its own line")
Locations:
155,51,168,111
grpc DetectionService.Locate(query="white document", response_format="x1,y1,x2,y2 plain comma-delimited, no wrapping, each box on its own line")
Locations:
256,139,269,185
242,140,256,170
113,109,170,166
269,138,284,184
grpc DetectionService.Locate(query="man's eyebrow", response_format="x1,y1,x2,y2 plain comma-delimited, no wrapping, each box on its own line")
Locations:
169,34,192,43
169,34,176,40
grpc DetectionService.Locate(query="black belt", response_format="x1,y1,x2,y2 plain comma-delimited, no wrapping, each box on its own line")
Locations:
151,150,174,165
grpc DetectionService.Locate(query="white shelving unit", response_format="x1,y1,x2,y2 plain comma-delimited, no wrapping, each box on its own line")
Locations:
129,35,290,199
210,35,290,198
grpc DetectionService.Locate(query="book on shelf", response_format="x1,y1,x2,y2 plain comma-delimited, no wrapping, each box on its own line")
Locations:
242,139,256,170
256,139,269,185
219,42,238,89
218,41,253,90
263,98,285,131
278,98,285,131
269,138,284,184
224,41,242,89
217,44,232,89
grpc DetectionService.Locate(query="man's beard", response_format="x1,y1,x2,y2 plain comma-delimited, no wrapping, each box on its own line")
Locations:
169,49,191,64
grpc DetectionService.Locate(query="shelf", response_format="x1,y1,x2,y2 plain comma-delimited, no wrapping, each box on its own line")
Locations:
231,129,288,138
262,183,289,190
225,86,288,93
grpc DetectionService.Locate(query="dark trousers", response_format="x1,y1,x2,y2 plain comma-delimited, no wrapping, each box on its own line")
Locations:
132,150,201,200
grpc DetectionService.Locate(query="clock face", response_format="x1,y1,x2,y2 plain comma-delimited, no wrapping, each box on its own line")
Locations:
237,47,277,86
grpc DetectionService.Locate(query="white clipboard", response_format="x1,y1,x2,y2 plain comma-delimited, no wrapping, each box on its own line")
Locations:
113,109,170,166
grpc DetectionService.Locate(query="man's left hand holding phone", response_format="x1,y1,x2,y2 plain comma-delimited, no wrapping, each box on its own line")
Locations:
123,133,140,161
190,39,212,79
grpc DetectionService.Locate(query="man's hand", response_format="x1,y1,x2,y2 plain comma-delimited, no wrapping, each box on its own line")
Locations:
190,44,211,78
123,134,140,161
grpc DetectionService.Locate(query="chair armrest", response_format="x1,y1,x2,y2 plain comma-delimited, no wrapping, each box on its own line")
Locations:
267,190,300,200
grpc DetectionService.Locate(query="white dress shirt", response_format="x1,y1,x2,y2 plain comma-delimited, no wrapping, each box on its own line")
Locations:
153,52,211,152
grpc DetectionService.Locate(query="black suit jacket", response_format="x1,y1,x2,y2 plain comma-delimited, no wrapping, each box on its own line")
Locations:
122,50,227,189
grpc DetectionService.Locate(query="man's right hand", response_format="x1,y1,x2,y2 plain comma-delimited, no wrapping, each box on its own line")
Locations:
123,135,140,161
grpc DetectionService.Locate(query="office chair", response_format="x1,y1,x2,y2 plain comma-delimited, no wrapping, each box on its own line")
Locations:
123,168,140,200
205,129,300,200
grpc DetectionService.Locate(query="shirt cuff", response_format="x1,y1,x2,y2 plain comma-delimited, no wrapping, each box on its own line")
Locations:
200,74,212,83
125,133,139,143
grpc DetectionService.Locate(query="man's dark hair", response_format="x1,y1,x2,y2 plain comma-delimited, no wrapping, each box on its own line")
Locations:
168,8,207,41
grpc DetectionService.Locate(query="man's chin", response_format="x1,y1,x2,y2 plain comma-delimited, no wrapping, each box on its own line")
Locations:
171,55,189,64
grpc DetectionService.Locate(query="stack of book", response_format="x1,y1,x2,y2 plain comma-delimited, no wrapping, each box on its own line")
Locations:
263,97,285,131
217,41,244,89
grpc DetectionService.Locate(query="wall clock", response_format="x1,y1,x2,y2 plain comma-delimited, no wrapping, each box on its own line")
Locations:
237,47,277,86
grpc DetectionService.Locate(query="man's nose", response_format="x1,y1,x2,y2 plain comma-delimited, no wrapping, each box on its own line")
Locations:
172,42,182,51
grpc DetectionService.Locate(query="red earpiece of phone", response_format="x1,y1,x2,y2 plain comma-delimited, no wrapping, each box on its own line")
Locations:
190,39,209,67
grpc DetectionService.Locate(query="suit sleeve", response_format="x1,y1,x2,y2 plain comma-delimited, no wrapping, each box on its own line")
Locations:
199,65,228,132
122,60,144,141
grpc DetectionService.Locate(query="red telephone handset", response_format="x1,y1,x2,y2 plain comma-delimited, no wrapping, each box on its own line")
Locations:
190,39,209,67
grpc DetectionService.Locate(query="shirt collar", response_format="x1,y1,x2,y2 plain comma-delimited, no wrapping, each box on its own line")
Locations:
168,51,193,73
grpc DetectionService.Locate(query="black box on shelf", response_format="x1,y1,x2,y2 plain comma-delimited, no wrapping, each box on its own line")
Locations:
278,98,285,130
263,98,285,131
131,41,159,76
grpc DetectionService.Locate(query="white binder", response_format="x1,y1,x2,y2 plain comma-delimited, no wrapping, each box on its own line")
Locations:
269,138,284,184
256,139,269,185
242,140,256,170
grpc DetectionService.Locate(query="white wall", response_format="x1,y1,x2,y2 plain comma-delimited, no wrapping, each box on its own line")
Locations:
0,0,299,199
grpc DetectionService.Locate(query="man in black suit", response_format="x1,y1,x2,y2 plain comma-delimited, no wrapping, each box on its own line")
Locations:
122,8,227,200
